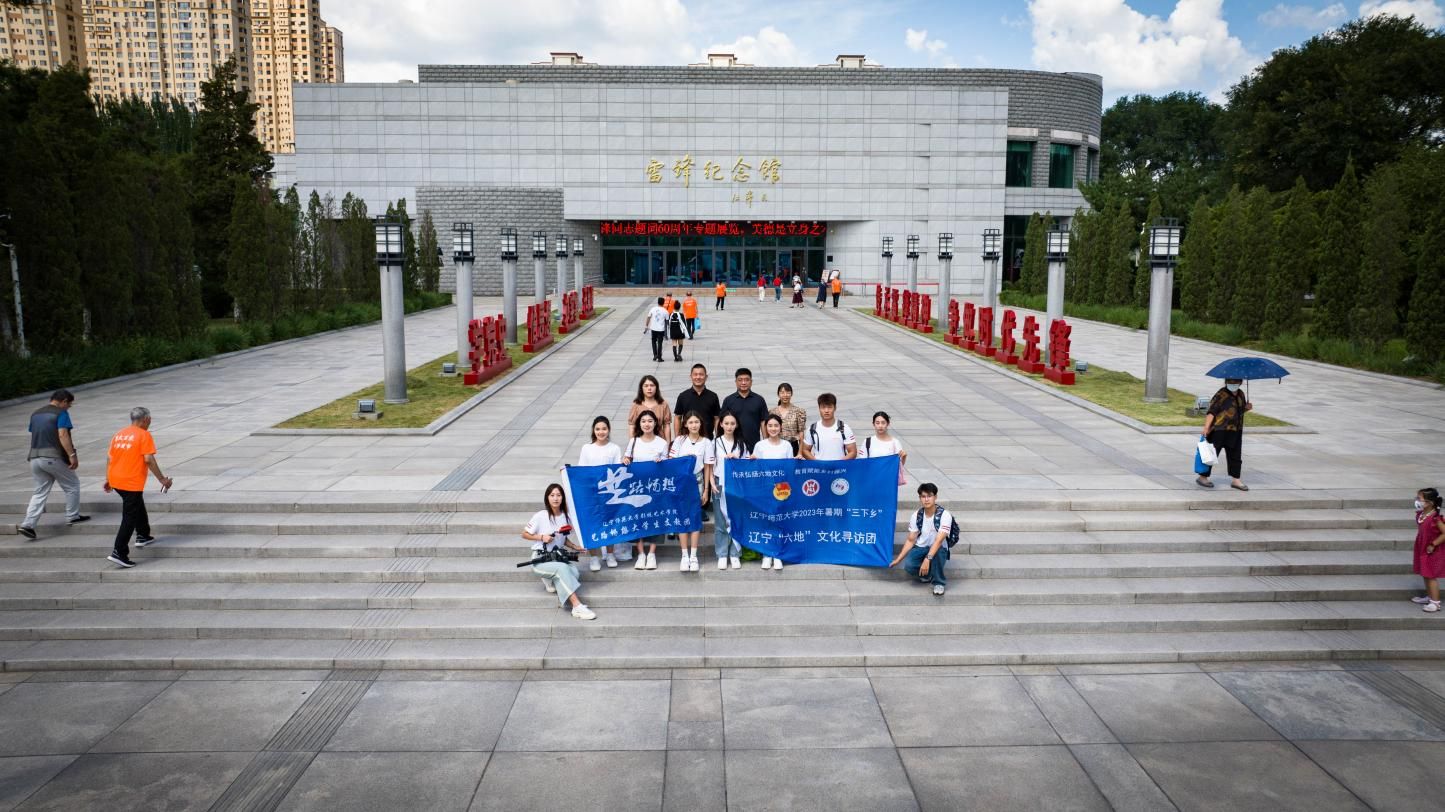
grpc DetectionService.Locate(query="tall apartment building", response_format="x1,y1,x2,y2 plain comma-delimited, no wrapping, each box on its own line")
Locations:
248,0,332,153
320,22,341,83
0,0,87,72
81,0,250,107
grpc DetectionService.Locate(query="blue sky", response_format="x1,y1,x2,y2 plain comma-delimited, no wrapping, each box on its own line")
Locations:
324,0,1443,102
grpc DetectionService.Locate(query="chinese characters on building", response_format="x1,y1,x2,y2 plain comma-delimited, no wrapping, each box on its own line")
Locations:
647,155,782,206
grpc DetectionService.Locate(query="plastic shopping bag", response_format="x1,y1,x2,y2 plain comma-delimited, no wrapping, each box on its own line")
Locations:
1194,436,1216,475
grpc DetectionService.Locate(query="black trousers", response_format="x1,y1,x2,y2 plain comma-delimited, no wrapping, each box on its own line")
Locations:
113,488,150,556
832,292,840,307
715,297,725,310
1207,429,1243,479
650,330,665,360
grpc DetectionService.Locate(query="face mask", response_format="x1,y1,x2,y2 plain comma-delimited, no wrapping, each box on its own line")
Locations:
1418,500,1427,512
1225,384,1241,393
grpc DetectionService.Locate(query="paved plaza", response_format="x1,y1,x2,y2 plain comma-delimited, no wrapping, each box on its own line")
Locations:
2,294,1445,809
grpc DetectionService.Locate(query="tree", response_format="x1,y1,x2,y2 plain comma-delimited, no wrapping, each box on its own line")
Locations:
1064,209,1091,303
417,210,441,293
1312,160,1364,339
225,180,274,321
1085,208,1111,305
1207,187,1246,324
1404,225,1445,365
1104,199,1137,306
189,58,272,316
269,187,300,315
1230,187,1275,337
1224,16,1445,192
1095,91,1226,223
1019,213,1045,295
1178,197,1214,320
1351,169,1409,347
1134,195,1163,308
1263,178,1318,337
339,193,375,302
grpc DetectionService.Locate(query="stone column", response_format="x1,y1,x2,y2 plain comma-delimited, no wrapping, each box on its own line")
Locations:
380,260,408,404
533,256,547,306
907,254,919,293
502,258,519,344
573,253,585,296
1043,258,1066,355
983,256,1000,313
1144,263,1174,402
939,255,953,317
882,254,893,288
454,259,474,367
556,253,567,302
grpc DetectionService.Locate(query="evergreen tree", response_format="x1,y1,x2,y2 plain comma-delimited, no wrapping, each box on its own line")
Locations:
1064,209,1090,303
418,209,441,293
1351,169,1408,347
154,157,204,337
393,198,419,294
340,193,375,302
1263,178,1318,337
1019,213,1045,295
1086,207,1111,305
1104,199,1137,305
1134,195,1163,308
225,180,274,321
1404,224,1445,365
80,155,138,343
1230,187,1274,337
1208,186,1246,325
269,188,300,315
1312,159,1363,339
189,58,272,316
1178,197,1214,320
280,186,306,312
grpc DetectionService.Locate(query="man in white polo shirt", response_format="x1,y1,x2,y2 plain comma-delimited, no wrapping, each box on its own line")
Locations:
801,392,856,461
643,297,669,362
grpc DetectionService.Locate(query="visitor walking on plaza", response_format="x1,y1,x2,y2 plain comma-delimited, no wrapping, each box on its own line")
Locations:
757,274,767,302
770,383,807,444
1412,488,1445,613
750,414,796,570
722,367,770,449
674,363,721,438
627,375,673,441
708,412,745,569
644,297,669,362
814,272,829,309
802,392,857,461
623,410,669,569
669,412,714,572
1196,377,1252,491
104,407,172,568
522,484,596,620
890,482,956,596
17,388,88,539
860,410,908,483
773,273,783,302
790,274,805,308
682,292,700,334
667,303,692,361
715,280,727,310
576,416,624,570
830,270,843,308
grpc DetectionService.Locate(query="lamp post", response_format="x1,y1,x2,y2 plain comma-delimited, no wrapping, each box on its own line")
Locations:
554,234,569,303
0,214,27,359
532,231,548,306
937,232,954,317
881,236,894,289
452,222,474,368
572,237,585,296
1144,217,1182,402
375,216,408,404
906,234,920,293
981,228,1001,316
1044,221,1070,356
501,228,519,343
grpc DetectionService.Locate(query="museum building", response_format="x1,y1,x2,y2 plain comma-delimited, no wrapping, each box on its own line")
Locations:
274,52,1102,295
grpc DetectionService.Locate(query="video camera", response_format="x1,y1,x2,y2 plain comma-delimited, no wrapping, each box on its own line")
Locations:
517,525,581,568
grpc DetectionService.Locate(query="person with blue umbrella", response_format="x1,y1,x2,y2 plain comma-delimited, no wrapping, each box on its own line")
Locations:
1196,358,1289,491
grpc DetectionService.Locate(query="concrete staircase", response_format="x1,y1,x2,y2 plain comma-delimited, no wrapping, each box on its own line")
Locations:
2,491,1442,671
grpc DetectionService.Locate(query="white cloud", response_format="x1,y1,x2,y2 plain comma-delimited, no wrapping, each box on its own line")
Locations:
1358,0,1445,26
1028,0,1259,95
1258,3,1348,27
904,27,948,56
704,26,807,65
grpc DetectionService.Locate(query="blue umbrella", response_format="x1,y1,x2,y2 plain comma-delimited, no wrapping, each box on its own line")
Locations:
1205,357,1290,381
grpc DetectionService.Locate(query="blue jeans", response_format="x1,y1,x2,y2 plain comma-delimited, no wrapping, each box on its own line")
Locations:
903,545,948,587
712,496,738,559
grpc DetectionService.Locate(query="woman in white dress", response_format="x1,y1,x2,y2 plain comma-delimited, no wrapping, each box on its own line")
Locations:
576,416,624,570
707,412,746,570
622,410,670,570
750,413,797,570
521,484,596,620
668,412,714,572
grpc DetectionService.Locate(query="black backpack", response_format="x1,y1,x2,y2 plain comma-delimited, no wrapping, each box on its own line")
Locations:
915,506,960,549
808,420,846,452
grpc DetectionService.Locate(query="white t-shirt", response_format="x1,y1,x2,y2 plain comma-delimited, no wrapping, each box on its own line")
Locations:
578,442,623,467
861,435,903,459
647,306,669,331
669,435,715,476
525,509,570,553
752,437,795,459
625,435,669,463
710,436,745,487
908,507,954,549
806,419,856,461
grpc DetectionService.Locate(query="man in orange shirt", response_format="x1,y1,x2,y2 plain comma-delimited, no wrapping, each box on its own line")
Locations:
103,407,173,567
714,280,727,311
830,271,843,308
682,292,699,335
663,293,675,314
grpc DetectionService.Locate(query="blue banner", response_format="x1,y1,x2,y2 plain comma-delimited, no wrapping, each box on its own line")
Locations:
724,457,898,567
563,457,703,549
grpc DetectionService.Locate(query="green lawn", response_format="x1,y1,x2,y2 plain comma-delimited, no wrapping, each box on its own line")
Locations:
275,308,608,429
862,310,1288,427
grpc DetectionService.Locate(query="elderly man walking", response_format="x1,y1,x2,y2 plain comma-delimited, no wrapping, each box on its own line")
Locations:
104,407,173,568
17,389,88,539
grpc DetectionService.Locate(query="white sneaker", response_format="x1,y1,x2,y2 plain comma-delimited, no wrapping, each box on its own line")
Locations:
589,557,601,572
542,578,556,593
680,555,690,572
605,554,618,568
635,555,646,570
1412,596,1433,604
761,556,773,569
730,556,741,569
689,555,700,572
571,604,597,620
718,557,728,570
772,559,783,571
646,552,657,570
1426,601,1441,613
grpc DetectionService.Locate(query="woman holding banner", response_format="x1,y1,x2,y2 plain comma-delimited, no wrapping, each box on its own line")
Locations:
575,416,624,571
750,414,797,571
521,484,596,620
708,412,746,570
623,410,669,570
669,412,714,572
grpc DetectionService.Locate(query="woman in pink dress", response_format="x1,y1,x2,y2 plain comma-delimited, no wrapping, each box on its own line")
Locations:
1411,488,1445,613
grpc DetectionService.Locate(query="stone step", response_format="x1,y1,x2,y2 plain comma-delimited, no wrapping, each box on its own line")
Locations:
0,549,1415,584
0,574,1422,611
0,526,1412,559
0,507,1413,538
0,488,1406,516
5,629,1445,671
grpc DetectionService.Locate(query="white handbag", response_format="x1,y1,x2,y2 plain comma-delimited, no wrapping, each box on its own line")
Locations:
1196,438,1218,466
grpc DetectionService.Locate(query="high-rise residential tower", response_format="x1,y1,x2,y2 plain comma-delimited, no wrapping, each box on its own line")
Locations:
0,0,87,72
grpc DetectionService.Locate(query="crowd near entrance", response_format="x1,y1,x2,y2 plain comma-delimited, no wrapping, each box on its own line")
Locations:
600,220,828,286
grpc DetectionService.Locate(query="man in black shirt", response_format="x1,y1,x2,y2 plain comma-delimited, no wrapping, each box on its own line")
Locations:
721,367,770,449
674,363,721,438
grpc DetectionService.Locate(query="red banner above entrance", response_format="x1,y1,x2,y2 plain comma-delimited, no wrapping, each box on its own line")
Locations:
600,221,826,238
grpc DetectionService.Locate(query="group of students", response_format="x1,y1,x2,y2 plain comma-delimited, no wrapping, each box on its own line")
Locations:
755,270,844,309
522,364,960,620
643,293,702,363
